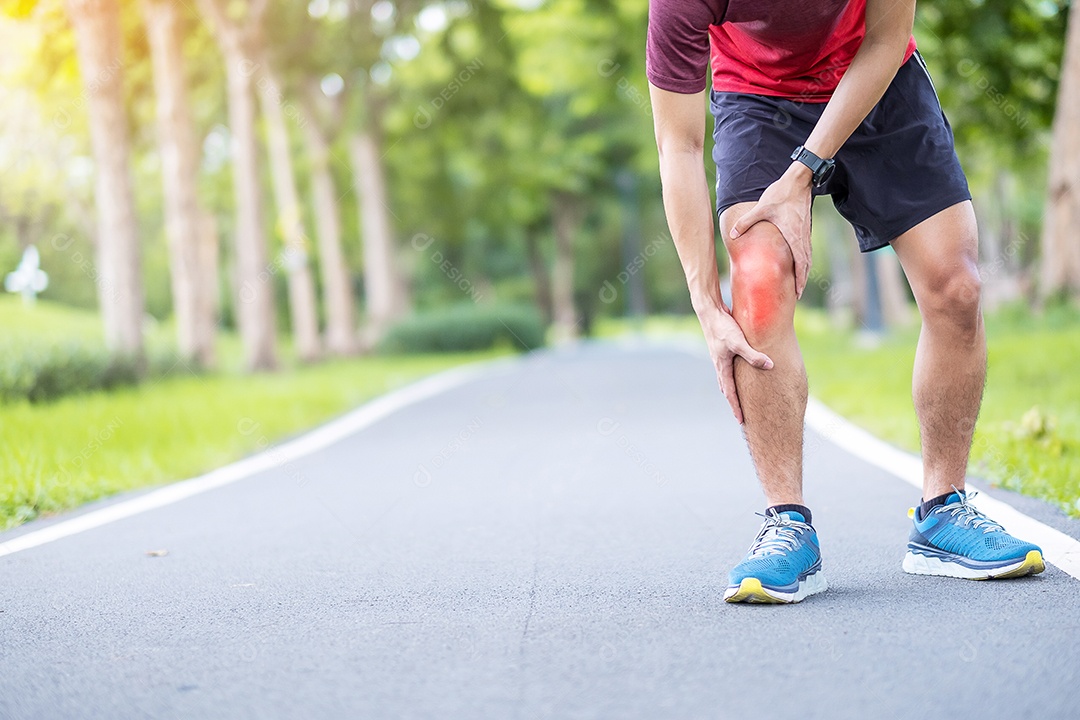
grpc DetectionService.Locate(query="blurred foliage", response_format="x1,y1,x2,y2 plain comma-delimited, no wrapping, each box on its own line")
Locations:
379,301,545,352
1,343,144,403
0,0,1071,326
917,0,1067,186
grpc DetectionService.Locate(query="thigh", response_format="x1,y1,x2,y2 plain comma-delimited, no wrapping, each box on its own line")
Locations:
889,200,978,300
719,202,792,259
719,201,757,242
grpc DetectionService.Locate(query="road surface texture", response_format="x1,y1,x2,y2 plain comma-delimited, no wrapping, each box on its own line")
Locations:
2,342,1078,719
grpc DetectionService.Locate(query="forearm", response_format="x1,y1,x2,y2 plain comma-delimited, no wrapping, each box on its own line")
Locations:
803,38,912,159
658,148,724,315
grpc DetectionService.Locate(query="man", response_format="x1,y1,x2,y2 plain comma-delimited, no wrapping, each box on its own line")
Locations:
646,0,1045,603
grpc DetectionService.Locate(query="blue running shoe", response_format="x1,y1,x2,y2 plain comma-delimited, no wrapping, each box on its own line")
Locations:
724,509,827,604
903,488,1045,579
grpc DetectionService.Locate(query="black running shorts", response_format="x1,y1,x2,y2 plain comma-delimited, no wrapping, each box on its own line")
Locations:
710,51,971,252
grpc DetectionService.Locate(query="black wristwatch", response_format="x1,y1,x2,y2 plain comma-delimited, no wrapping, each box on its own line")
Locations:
790,145,836,188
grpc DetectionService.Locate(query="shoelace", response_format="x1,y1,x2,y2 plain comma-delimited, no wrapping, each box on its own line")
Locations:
939,486,1006,534
745,509,806,557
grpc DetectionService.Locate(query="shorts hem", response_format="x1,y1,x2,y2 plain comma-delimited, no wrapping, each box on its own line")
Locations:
716,194,766,222
871,192,973,252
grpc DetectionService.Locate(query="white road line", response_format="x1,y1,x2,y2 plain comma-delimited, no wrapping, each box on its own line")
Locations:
0,358,514,560
806,397,1080,581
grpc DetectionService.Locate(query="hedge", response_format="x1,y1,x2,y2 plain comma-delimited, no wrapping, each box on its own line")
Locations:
379,303,546,354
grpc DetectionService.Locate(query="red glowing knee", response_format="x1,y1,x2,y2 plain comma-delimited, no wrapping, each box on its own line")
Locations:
744,283,783,330
730,245,792,334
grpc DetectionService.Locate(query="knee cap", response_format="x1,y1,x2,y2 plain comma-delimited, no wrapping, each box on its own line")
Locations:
730,245,792,333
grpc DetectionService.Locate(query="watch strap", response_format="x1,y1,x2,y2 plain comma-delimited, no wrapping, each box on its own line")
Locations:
791,145,833,187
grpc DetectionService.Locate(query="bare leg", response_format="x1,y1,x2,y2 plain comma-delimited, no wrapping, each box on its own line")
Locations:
720,203,806,506
890,202,985,500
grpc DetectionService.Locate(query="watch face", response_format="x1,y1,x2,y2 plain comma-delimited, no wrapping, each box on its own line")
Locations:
817,161,836,187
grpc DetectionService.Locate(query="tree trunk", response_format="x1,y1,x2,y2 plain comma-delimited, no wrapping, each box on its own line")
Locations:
197,0,277,370
550,191,582,342
141,0,215,367
859,252,884,336
616,170,648,317
875,248,912,328
198,210,220,367
822,207,854,327
348,129,408,348
1040,2,1080,300
225,51,278,370
255,58,322,362
66,0,144,358
977,172,1024,309
846,226,870,327
524,226,553,324
302,104,356,355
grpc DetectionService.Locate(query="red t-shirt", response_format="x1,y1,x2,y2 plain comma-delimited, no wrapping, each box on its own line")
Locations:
646,0,917,101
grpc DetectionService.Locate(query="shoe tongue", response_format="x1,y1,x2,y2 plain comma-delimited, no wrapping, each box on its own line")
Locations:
946,492,964,505
777,510,805,523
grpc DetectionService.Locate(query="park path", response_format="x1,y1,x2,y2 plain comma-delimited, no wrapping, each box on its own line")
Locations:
1,342,1078,719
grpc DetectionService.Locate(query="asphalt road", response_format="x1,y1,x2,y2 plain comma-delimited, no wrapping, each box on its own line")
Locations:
2,342,1078,720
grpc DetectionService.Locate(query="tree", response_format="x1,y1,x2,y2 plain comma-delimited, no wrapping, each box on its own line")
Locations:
65,0,144,357
252,49,322,362
340,2,412,346
550,191,582,341
349,112,409,348
141,0,217,367
1040,2,1080,300
253,3,358,354
301,83,357,355
197,0,277,370
499,0,650,338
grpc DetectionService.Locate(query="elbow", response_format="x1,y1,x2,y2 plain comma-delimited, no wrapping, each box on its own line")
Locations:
656,134,705,161
862,32,913,68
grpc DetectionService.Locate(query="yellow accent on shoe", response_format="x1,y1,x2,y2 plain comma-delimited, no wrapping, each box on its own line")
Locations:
992,550,1046,579
724,577,787,604
908,507,915,519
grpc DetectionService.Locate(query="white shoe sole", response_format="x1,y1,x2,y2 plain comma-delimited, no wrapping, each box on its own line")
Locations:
902,549,1045,580
724,570,828,604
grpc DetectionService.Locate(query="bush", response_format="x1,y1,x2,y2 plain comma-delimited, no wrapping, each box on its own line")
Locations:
379,303,546,354
0,343,181,405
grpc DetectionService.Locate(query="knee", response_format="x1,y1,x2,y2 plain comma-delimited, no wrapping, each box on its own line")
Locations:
727,228,795,337
919,264,983,337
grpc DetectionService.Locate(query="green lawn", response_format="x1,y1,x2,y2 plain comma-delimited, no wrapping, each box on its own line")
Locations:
0,298,506,531
601,307,1080,516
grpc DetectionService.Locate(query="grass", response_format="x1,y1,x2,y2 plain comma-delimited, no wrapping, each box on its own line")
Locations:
0,298,508,531
600,306,1080,516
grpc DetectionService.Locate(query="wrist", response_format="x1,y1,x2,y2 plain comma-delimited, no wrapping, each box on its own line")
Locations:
785,160,814,187
691,292,727,318
789,144,836,188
